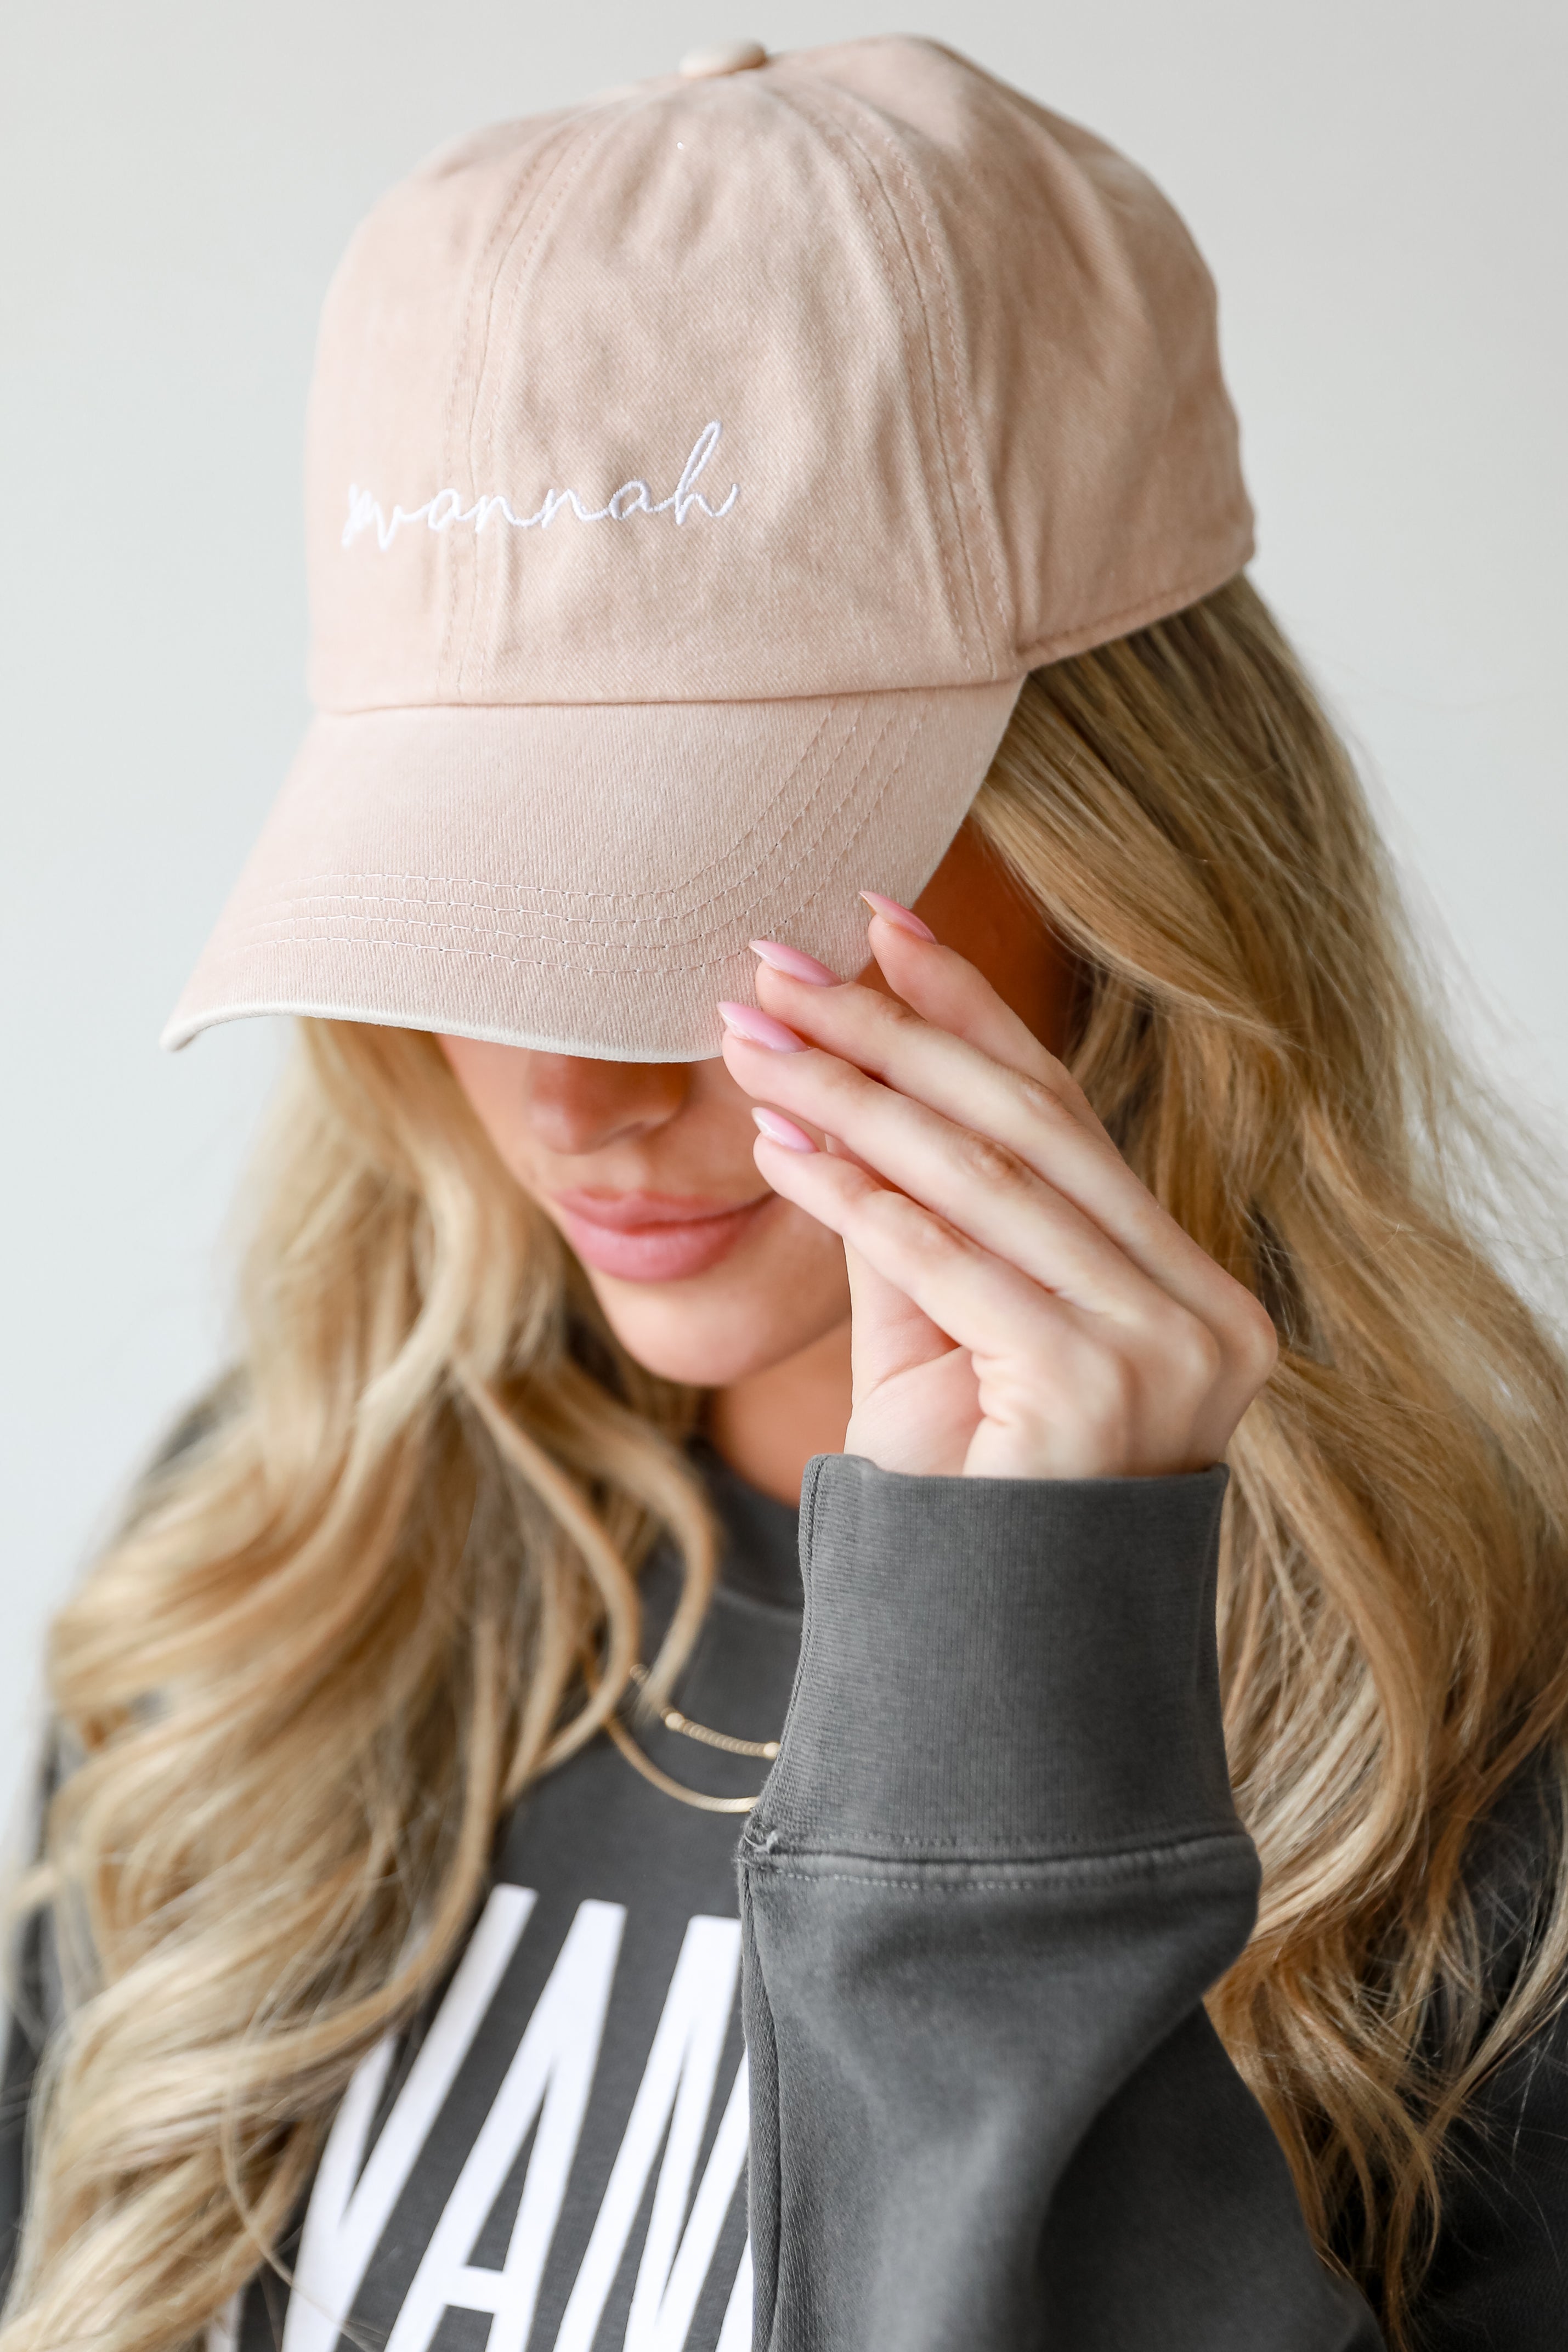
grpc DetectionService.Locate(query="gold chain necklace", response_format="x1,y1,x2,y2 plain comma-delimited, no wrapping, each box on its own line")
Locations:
605,1664,780,1816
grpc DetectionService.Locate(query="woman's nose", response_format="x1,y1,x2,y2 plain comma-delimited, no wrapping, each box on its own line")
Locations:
520,1053,692,1157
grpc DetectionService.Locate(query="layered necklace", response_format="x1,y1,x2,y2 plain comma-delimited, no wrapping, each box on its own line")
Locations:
607,1663,780,1816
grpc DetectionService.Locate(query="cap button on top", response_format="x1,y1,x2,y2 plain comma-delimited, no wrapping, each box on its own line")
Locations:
678,39,767,78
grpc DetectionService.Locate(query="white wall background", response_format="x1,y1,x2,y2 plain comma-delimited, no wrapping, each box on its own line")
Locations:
3,0,1565,1817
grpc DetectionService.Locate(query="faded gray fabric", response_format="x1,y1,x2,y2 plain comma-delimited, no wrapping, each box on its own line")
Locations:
3,1446,1566,2346
742,1456,1380,2349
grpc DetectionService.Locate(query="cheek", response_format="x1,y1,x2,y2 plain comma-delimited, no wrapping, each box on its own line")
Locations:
579,1195,851,1388
437,1034,534,1181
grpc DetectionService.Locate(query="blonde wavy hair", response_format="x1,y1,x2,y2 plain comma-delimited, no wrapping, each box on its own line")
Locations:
6,575,1568,2350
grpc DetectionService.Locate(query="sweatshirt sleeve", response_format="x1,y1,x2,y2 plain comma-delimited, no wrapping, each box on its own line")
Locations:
0,1906,49,2302
0,1758,58,2305
738,1455,1382,2351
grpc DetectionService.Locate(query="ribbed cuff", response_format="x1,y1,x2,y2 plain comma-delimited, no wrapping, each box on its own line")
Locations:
752,1455,1237,1861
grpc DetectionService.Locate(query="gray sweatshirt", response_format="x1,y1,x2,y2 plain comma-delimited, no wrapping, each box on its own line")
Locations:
2,1448,1565,2348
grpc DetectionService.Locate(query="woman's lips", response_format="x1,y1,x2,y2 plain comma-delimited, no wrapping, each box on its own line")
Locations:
549,1189,772,1282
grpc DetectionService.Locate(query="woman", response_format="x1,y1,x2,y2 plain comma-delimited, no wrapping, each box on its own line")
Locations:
3,33,1566,2352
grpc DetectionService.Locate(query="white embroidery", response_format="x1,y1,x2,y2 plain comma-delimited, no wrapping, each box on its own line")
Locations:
343,421,739,551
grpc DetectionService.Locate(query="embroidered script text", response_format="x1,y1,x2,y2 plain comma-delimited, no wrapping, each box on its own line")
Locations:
342,421,739,552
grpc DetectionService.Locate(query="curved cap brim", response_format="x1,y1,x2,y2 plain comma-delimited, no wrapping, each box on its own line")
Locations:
162,683,1022,1062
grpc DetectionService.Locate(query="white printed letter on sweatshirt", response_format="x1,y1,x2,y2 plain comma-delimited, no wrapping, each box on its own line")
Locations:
253,1890,750,2352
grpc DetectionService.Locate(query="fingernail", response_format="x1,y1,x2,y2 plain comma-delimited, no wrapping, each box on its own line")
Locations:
860,890,936,942
748,938,841,986
717,1000,808,1053
751,1107,817,1153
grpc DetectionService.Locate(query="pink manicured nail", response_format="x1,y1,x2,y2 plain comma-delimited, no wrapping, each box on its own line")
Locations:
859,890,936,942
751,1107,817,1153
717,1000,808,1053
748,938,841,986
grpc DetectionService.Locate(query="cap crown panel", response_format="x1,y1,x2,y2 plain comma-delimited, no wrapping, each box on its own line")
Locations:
305,111,582,714
799,40,1252,667
308,76,982,712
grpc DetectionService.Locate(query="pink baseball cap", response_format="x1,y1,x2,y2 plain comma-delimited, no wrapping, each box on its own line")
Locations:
164,34,1252,1062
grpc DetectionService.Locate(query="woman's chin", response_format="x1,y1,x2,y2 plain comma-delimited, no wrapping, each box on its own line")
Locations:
581,1261,850,1391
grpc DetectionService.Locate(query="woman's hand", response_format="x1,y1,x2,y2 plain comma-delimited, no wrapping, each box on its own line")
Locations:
718,903,1277,1481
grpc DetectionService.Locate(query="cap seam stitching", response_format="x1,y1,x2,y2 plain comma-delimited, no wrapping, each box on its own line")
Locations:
211,700,908,940
787,78,1005,669
870,123,1011,652
768,81,975,681
312,680,1017,715
434,117,586,688
191,704,939,977
457,112,622,697
255,691,860,912
1018,545,1254,671
185,935,768,981
202,724,926,964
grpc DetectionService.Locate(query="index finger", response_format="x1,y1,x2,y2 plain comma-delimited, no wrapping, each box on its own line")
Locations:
756,915,1106,1136
748,928,1232,1330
